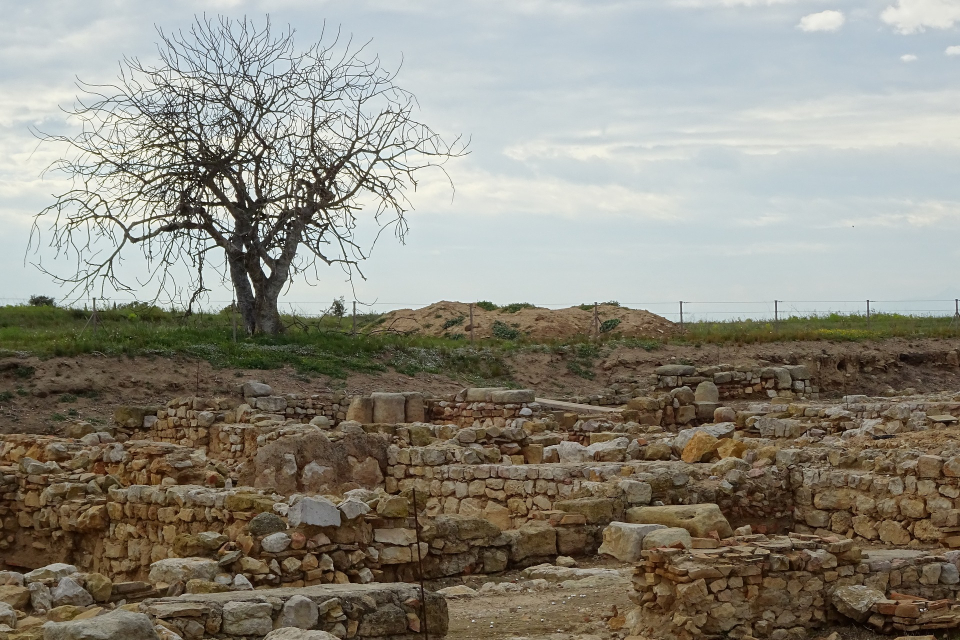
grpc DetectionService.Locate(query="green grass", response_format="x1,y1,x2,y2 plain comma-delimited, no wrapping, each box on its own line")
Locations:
673,312,960,345
3,304,960,387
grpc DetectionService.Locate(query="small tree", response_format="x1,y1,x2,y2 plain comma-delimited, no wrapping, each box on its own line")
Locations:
33,17,465,334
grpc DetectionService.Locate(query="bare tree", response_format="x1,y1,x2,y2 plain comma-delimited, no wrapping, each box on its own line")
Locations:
32,16,466,334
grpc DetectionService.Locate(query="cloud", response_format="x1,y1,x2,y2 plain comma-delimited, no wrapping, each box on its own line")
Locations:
415,166,683,220
881,0,960,34
798,10,845,32
901,53,918,61
947,45,960,55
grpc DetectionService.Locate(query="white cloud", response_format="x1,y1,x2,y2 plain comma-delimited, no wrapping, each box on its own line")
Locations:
881,0,960,34
946,45,960,55
798,10,845,32
901,53,918,61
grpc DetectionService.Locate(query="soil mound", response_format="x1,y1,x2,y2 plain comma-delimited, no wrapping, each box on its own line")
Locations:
372,301,676,341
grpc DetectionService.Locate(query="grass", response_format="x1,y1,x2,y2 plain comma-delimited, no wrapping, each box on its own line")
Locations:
3,304,960,387
673,312,960,345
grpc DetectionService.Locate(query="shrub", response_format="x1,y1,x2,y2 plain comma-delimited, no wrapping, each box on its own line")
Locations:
500,303,535,314
599,318,622,333
442,316,466,329
492,321,521,340
475,301,498,311
29,295,56,307
0,391,13,402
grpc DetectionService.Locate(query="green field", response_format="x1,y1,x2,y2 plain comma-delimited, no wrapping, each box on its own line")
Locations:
1,303,958,382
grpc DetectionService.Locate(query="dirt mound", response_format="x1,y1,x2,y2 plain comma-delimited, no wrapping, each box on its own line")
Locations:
372,301,676,341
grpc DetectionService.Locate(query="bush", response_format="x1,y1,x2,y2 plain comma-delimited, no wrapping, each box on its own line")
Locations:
29,295,56,307
599,318,622,333
442,316,466,329
492,321,521,340
500,303,535,314
475,301,498,311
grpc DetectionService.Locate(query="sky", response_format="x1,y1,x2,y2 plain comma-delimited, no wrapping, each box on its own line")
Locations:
2,0,960,321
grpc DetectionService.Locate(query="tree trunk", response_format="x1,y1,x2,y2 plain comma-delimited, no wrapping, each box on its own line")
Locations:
227,247,285,335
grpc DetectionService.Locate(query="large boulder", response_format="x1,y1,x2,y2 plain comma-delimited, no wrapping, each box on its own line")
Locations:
832,585,886,623
672,424,735,456
681,431,720,463
50,577,93,608
242,381,273,398
626,504,734,539
147,558,218,585
598,523,667,562
43,609,159,640
25,565,77,585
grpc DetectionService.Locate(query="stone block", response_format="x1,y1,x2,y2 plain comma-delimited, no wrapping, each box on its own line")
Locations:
642,527,692,549
626,504,734,538
371,393,406,424
598,522,667,562
345,396,374,423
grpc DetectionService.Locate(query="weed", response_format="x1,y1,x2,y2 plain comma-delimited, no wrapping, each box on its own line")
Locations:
475,301,498,311
16,388,28,397
50,413,67,422
442,316,466,329
0,391,12,402
492,321,521,340
599,318,621,333
58,393,78,403
567,360,595,380
67,409,79,417
500,303,535,314
14,366,35,379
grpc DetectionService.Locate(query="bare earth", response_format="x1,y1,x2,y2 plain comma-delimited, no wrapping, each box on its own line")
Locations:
4,336,960,434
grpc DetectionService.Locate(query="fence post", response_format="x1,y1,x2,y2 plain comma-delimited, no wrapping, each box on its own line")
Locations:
679,301,684,333
866,300,871,328
352,301,357,337
231,297,237,343
593,302,599,337
469,303,474,343
774,300,778,332
92,298,99,335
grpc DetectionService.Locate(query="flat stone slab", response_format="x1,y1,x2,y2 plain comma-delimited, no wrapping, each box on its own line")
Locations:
929,415,959,423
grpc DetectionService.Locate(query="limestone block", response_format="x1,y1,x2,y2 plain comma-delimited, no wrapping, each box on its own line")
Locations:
553,498,619,525
672,424,734,455
42,610,159,640
242,382,273,398
222,601,273,636
403,392,426,423
619,480,653,505
256,396,288,413
694,382,719,403
345,396,374,424
264,629,339,640
598,522,667,562
642,527,692,550
25,564,77,585
681,431,719,463
288,497,341,528
51,578,93,608
506,522,557,561
832,585,885,623
148,558,218,585
274,595,319,630
490,390,536,403
372,393,407,424
626,504,734,539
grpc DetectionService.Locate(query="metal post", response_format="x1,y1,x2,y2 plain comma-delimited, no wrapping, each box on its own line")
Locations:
92,298,99,335
774,300,779,332
866,300,871,328
231,298,237,343
352,301,357,337
679,301,684,333
469,303,474,343
593,302,599,337
411,488,429,640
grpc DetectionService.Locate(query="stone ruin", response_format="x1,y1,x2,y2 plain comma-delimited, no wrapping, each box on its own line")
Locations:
7,370,960,639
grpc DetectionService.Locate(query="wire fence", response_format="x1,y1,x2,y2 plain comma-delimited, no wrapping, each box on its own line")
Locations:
5,296,960,325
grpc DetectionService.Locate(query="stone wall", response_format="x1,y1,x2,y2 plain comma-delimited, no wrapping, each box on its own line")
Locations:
652,363,818,401
141,583,448,640
628,532,960,639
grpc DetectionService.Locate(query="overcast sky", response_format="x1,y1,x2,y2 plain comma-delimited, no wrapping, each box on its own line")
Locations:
3,0,960,320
